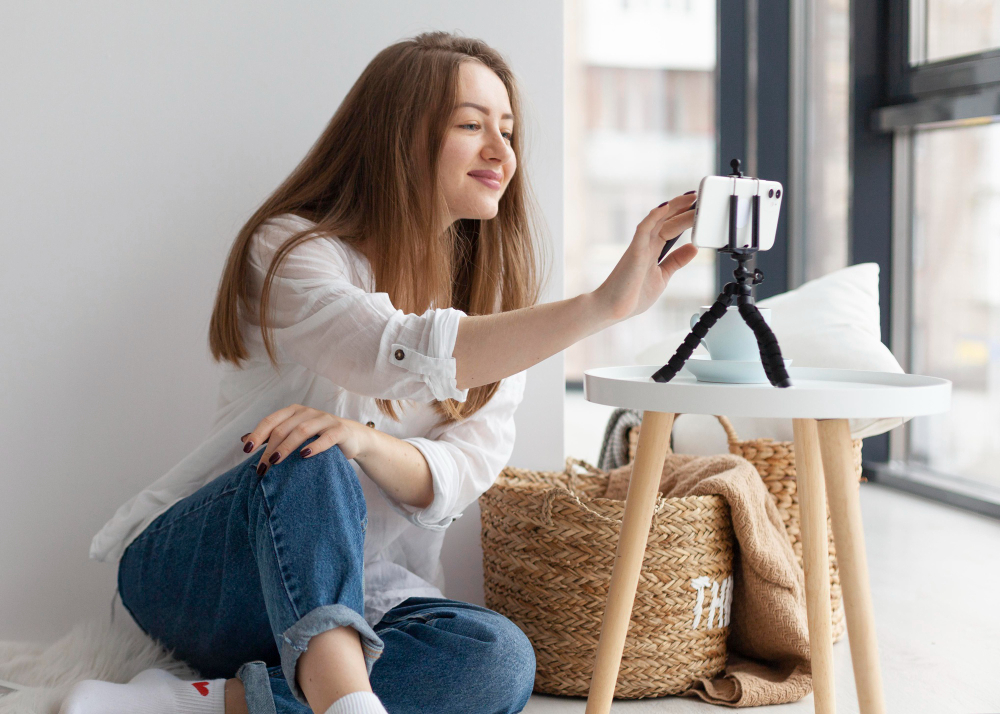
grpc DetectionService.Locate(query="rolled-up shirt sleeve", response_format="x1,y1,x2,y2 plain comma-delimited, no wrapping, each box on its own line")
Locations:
374,370,528,530
248,216,469,404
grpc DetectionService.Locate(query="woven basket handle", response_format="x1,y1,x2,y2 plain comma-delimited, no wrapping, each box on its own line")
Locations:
540,456,668,528
536,458,618,527
563,456,603,495
631,414,740,458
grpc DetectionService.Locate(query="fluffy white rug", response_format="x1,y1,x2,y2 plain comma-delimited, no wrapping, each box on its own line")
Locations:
0,613,196,714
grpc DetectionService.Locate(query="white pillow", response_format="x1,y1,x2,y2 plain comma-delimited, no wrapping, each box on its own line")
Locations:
633,263,906,455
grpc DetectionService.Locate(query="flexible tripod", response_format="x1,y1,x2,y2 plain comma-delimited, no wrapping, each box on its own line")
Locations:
651,160,792,388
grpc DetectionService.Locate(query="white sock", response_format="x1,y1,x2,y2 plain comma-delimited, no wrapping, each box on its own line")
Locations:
59,668,225,714
324,690,389,714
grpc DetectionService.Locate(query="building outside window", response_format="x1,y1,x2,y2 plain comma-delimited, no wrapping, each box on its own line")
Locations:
564,0,717,383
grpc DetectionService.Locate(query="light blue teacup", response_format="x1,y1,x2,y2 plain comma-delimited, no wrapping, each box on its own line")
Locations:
690,306,772,361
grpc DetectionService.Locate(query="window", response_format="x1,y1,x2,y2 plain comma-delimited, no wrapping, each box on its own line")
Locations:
907,121,1000,491
564,0,718,383
861,0,1000,515
917,0,1000,64
794,0,851,284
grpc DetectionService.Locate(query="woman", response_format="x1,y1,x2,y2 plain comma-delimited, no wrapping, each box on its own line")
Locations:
66,31,697,714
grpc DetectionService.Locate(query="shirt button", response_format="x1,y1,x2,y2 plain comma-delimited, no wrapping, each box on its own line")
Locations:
394,348,405,360
366,421,375,428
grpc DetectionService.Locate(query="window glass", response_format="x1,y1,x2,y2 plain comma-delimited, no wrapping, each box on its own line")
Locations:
908,121,1000,489
564,0,718,381
913,0,1000,64
801,0,850,282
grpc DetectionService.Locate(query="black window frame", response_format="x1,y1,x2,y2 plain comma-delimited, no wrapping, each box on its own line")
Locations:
878,0,1000,129
862,0,1000,519
719,0,1000,519
716,0,790,300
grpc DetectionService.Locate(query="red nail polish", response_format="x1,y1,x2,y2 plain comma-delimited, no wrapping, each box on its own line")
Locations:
256,463,268,476
301,448,312,458
268,452,280,465
658,201,669,207
244,441,254,453
684,190,696,195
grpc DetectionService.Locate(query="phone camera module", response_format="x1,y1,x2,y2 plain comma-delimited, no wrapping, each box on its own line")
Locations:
776,189,782,198
768,189,774,198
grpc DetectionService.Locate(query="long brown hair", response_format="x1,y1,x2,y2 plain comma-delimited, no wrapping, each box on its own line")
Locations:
208,31,549,425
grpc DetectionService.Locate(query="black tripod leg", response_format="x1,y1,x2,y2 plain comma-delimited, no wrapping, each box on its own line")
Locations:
651,300,730,382
737,302,792,388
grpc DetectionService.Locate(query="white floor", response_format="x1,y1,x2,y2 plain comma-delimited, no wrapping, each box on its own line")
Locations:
522,390,1000,713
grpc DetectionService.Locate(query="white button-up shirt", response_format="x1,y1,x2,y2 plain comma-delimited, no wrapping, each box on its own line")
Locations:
89,213,527,628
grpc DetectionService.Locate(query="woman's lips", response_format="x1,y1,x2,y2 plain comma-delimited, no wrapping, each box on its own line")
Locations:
469,173,501,190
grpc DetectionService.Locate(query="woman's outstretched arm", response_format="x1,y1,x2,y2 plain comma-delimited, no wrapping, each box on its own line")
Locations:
453,292,614,390
453,193,698,390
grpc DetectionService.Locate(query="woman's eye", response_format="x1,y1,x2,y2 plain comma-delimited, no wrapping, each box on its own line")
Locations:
460,123,513,141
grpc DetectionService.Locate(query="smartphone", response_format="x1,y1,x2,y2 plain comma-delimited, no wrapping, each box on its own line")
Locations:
689,175,782,250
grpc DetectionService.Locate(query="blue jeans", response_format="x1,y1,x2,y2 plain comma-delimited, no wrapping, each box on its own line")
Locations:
117,436,536,713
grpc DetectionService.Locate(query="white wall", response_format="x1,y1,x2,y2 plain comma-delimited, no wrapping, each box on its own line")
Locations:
0,2,564,643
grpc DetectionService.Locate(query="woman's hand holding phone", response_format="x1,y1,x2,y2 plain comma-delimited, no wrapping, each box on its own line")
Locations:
240,404,370,476
592,192,699,323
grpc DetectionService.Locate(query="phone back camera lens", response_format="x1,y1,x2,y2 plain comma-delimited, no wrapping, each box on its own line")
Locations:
768,189,774,198
776,189,782,198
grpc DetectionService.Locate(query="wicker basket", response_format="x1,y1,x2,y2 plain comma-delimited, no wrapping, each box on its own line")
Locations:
480,456,735,699
627,415,862,643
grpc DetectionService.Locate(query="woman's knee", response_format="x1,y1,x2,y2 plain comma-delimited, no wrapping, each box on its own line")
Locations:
500,619,537,705
251,440,366,521
372,605,536,712
472,613,538,710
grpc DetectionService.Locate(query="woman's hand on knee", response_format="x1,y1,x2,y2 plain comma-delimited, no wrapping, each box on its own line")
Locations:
241,405,370,473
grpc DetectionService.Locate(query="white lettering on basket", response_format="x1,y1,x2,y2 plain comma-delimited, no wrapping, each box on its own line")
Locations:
690,575,734,630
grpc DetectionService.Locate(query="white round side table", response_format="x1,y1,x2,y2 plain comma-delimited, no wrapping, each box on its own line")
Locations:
581,365,951,714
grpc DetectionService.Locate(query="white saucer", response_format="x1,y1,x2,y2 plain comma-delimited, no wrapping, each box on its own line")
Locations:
684,355,793,384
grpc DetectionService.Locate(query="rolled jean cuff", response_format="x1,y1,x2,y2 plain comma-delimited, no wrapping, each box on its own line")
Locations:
235,661,277,714
279,604,386,707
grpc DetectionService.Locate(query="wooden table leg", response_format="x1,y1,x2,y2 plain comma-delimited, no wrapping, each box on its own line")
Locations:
816,419,886,714
585,410,674,714
792,419,837,714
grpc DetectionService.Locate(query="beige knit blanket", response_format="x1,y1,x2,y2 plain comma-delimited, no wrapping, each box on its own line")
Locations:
603,453,812,707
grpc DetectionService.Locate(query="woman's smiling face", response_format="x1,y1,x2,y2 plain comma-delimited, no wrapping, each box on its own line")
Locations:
437,60,516,228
